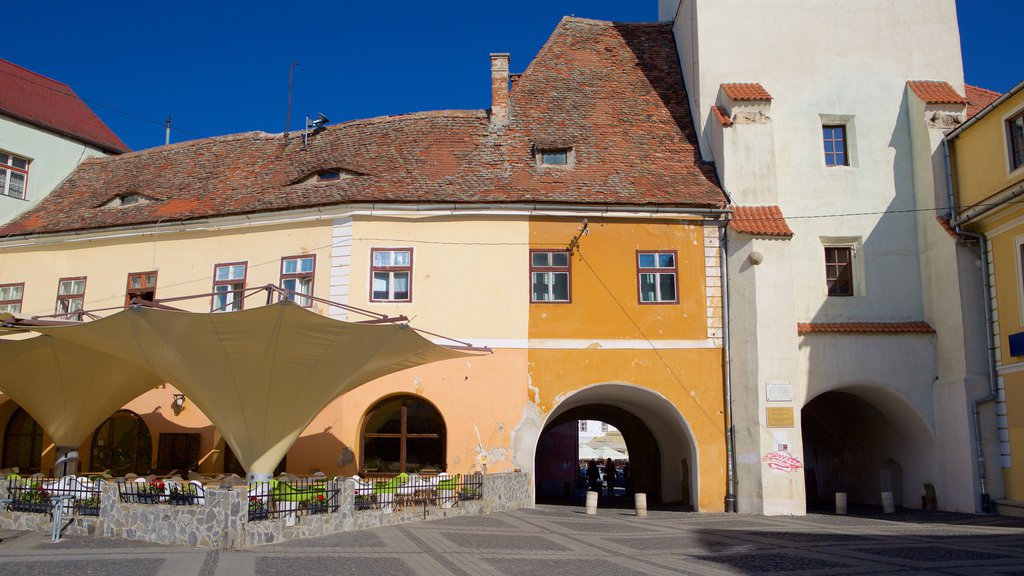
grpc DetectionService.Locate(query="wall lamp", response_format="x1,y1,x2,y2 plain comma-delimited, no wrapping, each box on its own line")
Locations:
172,393,186,410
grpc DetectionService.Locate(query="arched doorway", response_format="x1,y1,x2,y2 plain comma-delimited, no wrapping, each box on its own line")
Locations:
2,408,43,474
360,395,446,474
802,388,933,511
90,410,153,476
533,384,697,508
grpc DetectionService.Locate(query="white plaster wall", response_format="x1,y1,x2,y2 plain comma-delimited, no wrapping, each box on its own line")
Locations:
0,114,110,224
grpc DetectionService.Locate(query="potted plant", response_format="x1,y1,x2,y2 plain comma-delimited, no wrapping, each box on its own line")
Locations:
136,480,166,504
11,483,50,513
76,492,101,516
307,493,328,514
248,496,269,521
168,484,196,506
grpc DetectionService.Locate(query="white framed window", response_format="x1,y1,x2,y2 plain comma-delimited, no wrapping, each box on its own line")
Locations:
212,262,247,312
0,283,24,314
280,255,315,307
531,250,571,302
370,248,412,302
536,147,574,167
637,251,678,304
56,277,86,317
580,421,588,432
0,152,29,200
819,115,857,168
821,237,864,297
600,422,609,432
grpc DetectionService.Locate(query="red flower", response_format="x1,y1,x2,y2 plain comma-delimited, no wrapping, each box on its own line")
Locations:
317,494,325,502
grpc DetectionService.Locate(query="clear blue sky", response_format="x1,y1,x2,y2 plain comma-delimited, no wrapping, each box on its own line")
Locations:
3,1,1018,152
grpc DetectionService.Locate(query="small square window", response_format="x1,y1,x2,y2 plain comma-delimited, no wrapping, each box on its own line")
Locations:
370,248,413,302
637,251,678,304
823,126,849,167
56,277,86,317
212,262,247,312
126,271,157,306
825,247,854,297
281,255,315,307
0,283,25,314
531,250,571,303
1008,112,1024,172
538,148,572,167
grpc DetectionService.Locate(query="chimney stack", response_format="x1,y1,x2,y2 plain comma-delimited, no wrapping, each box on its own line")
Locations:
490,53,510,129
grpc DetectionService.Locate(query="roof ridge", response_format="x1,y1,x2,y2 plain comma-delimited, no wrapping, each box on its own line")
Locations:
560,16,667,27
83,131,272,163
966,84,1001,97
318,109,487,132
0,58,73,92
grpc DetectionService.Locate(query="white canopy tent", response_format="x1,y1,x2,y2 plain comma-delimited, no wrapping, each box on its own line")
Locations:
9,301,472,478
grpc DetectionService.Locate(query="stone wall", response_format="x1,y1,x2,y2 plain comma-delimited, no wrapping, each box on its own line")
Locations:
0,473,532,549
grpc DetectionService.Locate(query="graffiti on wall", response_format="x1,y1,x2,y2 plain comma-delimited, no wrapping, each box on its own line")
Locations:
762,451,803,473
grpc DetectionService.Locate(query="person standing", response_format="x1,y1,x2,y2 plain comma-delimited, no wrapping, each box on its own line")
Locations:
604,458,617,499
586,459,600,492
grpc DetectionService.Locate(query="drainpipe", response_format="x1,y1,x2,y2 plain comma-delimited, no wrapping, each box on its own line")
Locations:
945,138,997,513
720,216,737,513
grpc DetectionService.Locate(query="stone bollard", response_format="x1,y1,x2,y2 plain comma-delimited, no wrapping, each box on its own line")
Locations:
585,490,598,515
835,492,848,515
635,493,647,518
881,491,895,514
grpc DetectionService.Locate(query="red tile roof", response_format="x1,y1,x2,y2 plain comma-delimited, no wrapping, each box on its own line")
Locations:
0,58,129,154
965,85,1001,119
730,206,793,237
907,81,968,106
712,106,733,127
721,83,772,101
1,18,724,236
797,322,935,335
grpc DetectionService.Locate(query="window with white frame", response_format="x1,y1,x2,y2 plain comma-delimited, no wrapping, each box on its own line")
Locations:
531,250,571,302
637,251,678,304
212,262,247,312
1009,111,1024,172
0,283,25,313
600,422,609,432
280,255,315,307
0,152,28,200
580,421,588,432
537,148,572,166
370,248,412,302
56,277,86,317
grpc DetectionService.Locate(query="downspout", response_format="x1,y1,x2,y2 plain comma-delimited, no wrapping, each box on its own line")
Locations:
720,217,737,512
945,138,997,513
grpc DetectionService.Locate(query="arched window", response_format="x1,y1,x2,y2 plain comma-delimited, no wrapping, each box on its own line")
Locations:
2,408,43,474
90,410,153,477
361,396,445,474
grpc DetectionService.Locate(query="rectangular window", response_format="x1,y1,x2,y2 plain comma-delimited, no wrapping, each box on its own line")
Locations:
1009,112,1024,171
823,125,849,167
580,421,588,432
126,271,157,306
0,283,25,314
531,250,571,302
280,255,315,307
56,277,86,317
0,152,29,200
538,149,570,165
370,248,412,302
825,247,854,296
637,251,678,304
212,262,247,312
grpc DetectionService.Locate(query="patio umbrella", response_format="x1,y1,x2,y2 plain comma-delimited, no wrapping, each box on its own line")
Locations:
593,446,627,460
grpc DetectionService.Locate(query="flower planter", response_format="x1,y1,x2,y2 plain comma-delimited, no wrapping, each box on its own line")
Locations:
10,501,49,514
135,493,162,504
76,506,100,516
308,504,328,515
248,509,270,521
169,493,195,506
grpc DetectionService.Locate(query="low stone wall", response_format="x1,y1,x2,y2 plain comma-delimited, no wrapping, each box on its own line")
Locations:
0,472,532,549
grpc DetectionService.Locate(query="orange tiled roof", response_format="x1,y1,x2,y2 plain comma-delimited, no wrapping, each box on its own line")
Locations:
730,205,793,237
798,322,935,335
907,81,968,105
721,83,772,101
0,18,725,237
711,106,733,127
966,85,1001,119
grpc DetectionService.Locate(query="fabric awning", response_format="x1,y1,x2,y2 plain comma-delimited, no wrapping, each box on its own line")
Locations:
0,334,163,447
25,302,471,475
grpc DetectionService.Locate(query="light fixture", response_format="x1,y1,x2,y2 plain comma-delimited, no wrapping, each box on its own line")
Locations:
172,393,186,410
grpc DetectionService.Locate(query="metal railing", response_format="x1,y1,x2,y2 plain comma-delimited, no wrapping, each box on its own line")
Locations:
117,479,205,505
247,478,342,522
5,477,102,516
352,473,483,512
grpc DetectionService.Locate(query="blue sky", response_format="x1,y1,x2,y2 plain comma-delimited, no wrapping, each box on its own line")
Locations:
3,1,1017,152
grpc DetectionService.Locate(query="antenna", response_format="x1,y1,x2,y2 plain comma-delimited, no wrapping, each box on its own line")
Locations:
165,115,171,146
302,113,330,148
285,61,299,140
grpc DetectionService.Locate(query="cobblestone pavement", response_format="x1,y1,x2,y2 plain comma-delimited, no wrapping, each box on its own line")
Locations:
2,506,1024,575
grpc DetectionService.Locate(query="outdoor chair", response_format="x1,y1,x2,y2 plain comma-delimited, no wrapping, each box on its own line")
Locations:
374,473,409,513
436,473,459,508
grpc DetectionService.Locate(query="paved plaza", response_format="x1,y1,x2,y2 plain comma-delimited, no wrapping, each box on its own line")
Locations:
1,505,1023,575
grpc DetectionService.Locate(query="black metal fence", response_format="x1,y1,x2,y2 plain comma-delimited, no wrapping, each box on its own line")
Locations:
352,473,483,512
117,479,205,505
5,477,102,516
247,478,341,522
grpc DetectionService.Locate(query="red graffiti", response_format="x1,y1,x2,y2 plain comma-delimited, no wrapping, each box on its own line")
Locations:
762,451,803,473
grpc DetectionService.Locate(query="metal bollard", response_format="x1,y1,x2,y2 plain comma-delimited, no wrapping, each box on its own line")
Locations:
635,493,647,518
881,491,895,514
835,492,848,515
585,490,598,515
50,495,76,542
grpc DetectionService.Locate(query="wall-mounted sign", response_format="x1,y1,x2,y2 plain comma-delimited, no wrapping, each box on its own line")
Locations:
766,407,795,428
766,382,793,402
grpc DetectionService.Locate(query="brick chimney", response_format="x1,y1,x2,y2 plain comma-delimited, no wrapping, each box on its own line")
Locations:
490,53,510,129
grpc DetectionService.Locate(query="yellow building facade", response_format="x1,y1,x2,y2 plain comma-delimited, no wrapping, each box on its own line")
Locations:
949,81,1024,513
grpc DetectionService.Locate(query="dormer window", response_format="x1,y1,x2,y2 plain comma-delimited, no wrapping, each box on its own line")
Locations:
120,194,143,205
538,148,572,166
103,193,153,208
317,171,341,181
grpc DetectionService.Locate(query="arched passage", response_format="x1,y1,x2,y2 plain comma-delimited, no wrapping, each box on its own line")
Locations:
802,387,935,511
534,383,698,508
